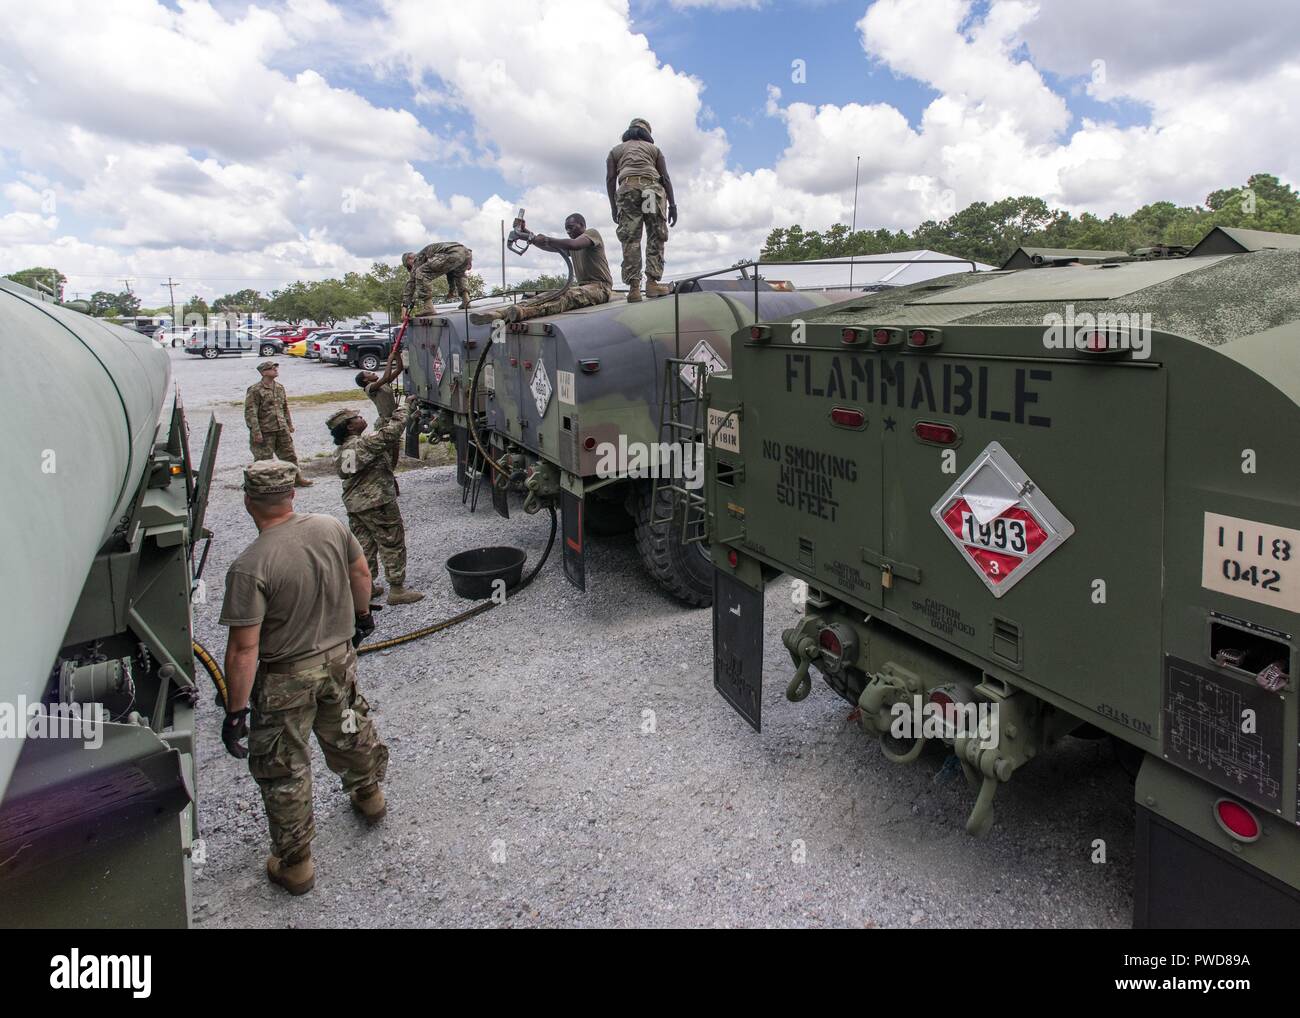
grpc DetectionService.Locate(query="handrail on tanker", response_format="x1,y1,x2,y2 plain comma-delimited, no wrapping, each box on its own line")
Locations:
668,255,982,360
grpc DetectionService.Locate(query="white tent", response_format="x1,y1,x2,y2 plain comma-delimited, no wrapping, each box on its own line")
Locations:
669,249,993,294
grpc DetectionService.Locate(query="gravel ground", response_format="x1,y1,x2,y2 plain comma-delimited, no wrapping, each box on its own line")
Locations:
176,348,1136,928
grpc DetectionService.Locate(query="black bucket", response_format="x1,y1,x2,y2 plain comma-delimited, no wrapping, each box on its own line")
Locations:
445,546,527,600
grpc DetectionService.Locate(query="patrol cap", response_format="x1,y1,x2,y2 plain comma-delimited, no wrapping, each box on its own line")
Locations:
628,117,652,134
243,458,297,496
257,360,278,372
326,408,363,430
401,251,417,266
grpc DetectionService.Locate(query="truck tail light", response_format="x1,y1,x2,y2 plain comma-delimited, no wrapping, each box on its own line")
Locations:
583,436,596,450
1214,799,1260,842
914,421,958,445
727,549,738,567
872,328,902,348
750,325,771,342
818,628,842,656
842,328,860,344
580,359,600,373
342,344,349,353
830,407,865,429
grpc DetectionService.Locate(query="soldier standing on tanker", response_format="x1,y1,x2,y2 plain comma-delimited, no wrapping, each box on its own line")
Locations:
218,459,388,897
470,213,613,325
329,402,425,606
244,360,312,486
606,117,677,302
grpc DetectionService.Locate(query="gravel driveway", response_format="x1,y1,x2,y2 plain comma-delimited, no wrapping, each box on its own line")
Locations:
176,349,1136,928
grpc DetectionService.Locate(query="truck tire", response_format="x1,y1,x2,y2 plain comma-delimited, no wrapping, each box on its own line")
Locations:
632,482,712,607
259,344,276,356
359,352,381,372
201,347,218,359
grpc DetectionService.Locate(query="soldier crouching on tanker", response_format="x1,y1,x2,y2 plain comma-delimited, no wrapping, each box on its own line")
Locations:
469,213,612,325
402,242,474,316
329,403,425,606
218,459,388,896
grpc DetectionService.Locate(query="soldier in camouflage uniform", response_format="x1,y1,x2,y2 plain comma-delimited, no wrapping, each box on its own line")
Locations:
606,118,677,302
244,361,311,486
355,370,399,469
218,459,389,896
402,242,474,315
329,405,425,605
469,214,612,325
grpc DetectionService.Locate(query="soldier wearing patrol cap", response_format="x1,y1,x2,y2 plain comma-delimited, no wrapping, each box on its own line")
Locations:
244,360,312,486
329,403,424,606
218,458,389,896
606,117,677,302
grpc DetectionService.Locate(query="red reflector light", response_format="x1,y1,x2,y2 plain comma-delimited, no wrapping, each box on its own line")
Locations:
818,628,842,656
524,361,532,370
580,359,599,373
583,436,596,450
727,549,738,567
914,421,957,445
873,329,891,346
750,325,770,341
1215,799,1260,841
510,357,518,366
841,328,860,344
830,407,864,429
909,329,927,346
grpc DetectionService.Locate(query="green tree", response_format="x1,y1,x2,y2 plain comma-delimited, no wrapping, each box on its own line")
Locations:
490,273,566,296
264,282,308,325
182,295,210,323
5,266,67,300
212,288,267,314
89,291,116,316
111,291,141,317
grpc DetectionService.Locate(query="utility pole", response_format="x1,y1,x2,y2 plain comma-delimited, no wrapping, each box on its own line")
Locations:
121,278,133,294
163,276,178,326
500,219,506,294
849,155,861,290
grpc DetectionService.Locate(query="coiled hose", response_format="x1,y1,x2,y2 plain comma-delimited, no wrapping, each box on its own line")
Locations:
191,505,557,704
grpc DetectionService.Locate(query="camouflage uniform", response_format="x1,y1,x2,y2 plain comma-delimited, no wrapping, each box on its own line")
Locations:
366,382,399,468
609,127,669,286
403,242,473,312
472,228,612,325
249,642,388,862
220,459,388,866
244,372,299,467
334,405,410,587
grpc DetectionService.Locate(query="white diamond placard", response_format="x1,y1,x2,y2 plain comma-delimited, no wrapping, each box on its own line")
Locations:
432,349,445,384
679,338,727,392
530,358,552,417
930,442,1074,597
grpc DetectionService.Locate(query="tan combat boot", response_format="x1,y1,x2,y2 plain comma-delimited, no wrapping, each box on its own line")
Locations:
645,279,671,298
267,851,315,895
386,585,425,605
626,279,642,303
294,472,314,487
350,784,387,825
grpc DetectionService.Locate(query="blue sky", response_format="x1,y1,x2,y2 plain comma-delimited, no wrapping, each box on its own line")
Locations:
0,0,1290,307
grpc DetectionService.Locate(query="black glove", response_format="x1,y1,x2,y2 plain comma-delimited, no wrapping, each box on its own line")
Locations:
222,708,250,759
668,204,678,227
353,612,376,648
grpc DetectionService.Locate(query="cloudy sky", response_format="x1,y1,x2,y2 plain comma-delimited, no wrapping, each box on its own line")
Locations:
0,0,1295,307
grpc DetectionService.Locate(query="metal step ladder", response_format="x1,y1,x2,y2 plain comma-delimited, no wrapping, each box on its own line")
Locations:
651,357,709,545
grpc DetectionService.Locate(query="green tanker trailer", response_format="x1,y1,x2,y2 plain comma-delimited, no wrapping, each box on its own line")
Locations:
0,278,219,927
703,228,1300,927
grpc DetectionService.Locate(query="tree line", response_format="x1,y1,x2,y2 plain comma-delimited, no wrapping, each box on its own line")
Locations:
759,173,1300,266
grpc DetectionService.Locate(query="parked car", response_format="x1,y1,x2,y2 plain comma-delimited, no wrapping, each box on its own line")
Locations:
340,331,394,372
184,328,284,359
307,330,338,360
157,325,198,348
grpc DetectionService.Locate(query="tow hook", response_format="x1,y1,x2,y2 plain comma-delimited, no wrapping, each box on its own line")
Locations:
783,636,819,701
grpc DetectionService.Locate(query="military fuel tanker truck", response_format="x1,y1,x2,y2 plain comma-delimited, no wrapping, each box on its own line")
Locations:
702,227,1300,927
0,278,219,927
405,286,836,605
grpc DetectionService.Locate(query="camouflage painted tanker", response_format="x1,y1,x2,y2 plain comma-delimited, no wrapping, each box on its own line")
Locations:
0,279,218,927
403,286,834,605
703,227,1300,927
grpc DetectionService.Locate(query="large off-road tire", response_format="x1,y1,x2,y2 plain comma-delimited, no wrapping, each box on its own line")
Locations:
632,482,712,607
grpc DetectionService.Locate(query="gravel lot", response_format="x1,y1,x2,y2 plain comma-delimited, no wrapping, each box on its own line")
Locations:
178,348,1136,928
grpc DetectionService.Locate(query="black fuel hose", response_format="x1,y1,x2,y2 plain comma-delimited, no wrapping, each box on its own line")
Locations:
189,506,557,694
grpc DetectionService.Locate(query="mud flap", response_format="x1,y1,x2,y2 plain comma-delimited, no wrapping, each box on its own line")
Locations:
561,488,585,591
491,468,510,519
404,413,421,459
454,425,468,487
713,568,764,731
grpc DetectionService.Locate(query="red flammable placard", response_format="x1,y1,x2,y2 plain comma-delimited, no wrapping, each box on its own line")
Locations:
940,499,1049,585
